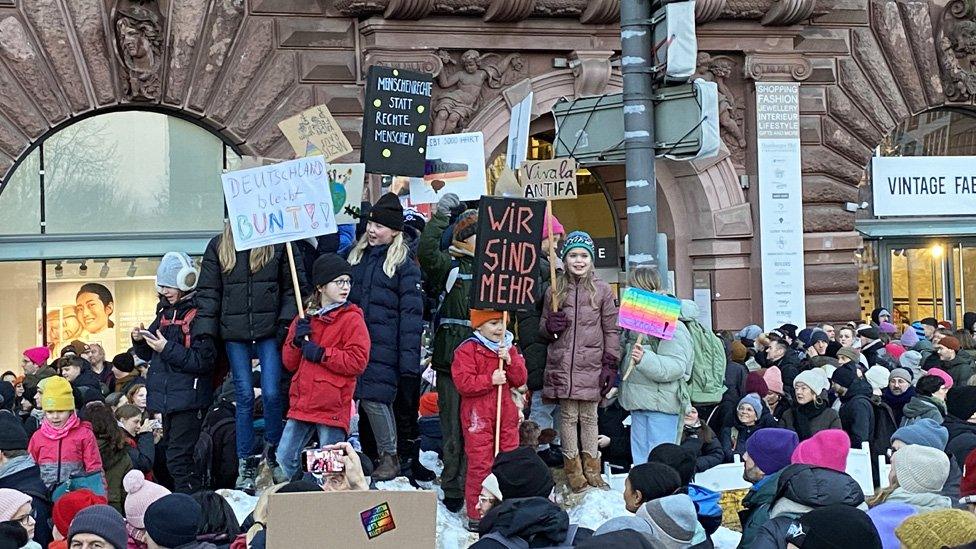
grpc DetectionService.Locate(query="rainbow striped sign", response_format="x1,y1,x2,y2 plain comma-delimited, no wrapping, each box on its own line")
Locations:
360,501,396,539
618,287,681,340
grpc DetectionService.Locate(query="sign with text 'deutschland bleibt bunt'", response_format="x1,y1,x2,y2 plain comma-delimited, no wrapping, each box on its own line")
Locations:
221,156,338,251
361,66,433,177
470,196,546,312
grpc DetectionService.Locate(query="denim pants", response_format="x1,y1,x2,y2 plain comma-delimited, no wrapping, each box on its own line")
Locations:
359,400,398,455
226,338,284,458
630,410,680,465
275,419,346,480
529,391,561,445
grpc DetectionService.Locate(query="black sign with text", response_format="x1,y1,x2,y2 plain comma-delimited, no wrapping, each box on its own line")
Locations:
361,66,433,177
471,197,546,312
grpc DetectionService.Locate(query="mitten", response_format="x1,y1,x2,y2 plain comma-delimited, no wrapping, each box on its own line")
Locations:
545,311,570,335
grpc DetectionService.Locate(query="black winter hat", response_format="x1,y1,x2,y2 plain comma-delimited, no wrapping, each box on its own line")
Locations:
921,317,939,328
368,193,404,232
648,443,696,487
778,324,799,341
787,504,881,549
857,325,880,340
830,364,857,389
947,386,976,421
68,505,127,549
312,253,351,287
0,411,27,451
111,353,135,374
492,447,554,499
0,383,13,413
145,494,200,548
964,311,976,332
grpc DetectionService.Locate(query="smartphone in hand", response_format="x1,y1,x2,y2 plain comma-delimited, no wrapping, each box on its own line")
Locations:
304,448,345,475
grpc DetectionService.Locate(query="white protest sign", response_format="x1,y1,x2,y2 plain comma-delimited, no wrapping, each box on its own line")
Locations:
409,131,487,204
518,158,578,200
872,155,976,216
221,156,337,251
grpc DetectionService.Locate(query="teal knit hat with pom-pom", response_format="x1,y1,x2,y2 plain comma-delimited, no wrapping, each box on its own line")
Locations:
561,230,594,260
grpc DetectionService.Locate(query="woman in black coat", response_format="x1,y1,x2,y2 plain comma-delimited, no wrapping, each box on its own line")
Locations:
347,193,424,481
196,223,308,491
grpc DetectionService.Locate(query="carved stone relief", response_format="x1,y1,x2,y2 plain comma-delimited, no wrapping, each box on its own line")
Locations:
432,49,526,134
694,53,746,168
936,0,976,102
112,0,163,101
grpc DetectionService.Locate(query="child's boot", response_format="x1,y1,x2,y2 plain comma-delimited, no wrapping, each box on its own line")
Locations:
563,454,587,492
236,456,259,494
581,452,609,489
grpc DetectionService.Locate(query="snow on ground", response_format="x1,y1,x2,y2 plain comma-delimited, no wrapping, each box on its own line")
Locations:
217,488,260,525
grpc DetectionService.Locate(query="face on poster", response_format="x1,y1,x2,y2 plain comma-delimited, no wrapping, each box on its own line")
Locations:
410,132,487,204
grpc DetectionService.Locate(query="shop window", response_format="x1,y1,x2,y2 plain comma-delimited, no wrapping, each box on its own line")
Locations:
0,149,40,235
0,262,41,375
880,109,976,157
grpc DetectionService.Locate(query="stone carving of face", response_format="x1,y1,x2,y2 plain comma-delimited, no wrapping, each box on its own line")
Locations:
461,51,479,73
953,21,976,56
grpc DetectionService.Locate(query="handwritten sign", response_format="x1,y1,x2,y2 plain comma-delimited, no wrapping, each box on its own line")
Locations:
410,132,487,204
361,66,433,177
518,158,578,200
221,156,337,251
470,196,546,311
328,163,366,225
618,288,681,340
278,105,353,162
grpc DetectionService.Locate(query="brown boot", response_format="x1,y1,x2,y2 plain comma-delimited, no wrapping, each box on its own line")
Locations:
582,452,609,489
563,454,588,492
372,453,400,481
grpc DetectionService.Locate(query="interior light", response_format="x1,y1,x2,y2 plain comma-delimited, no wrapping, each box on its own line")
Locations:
577,167,591,176
931,244,944,258
79,260,88,274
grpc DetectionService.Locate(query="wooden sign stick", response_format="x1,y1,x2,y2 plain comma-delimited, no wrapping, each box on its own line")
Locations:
546,200,559,312
621,333,645,382
494,310,510,456
285,241,306,320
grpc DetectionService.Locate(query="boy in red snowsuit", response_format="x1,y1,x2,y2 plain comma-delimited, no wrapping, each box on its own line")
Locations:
452,309,527,526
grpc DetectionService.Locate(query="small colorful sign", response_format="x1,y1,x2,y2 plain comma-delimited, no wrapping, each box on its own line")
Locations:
518,158,578,200
360,502,396,540
327,163,366,225
278,104,353,162
618,287,681,340
409,132,487,204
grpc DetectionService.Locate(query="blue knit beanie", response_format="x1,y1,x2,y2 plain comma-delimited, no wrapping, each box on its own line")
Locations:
891,418,949,451
68,505,127,549
561,230,595,260
145,494,201,548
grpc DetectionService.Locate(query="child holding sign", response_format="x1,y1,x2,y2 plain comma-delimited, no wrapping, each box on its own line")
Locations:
617,265,695,465
452,309,527,527
541,231,619,492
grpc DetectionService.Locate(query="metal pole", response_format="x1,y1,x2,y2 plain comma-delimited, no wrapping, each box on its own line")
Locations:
621,0,658,268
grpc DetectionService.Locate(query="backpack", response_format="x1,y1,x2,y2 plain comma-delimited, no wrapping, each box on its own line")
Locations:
481,524,579,549
159,308,198,347
194,412,235,488
869,397,898,458
685,319,727,406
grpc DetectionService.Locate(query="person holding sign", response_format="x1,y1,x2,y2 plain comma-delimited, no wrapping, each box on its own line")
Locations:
540,231,619,492
347,193,424,482
618,266,696,466
452,309,527,528
196,223,309,493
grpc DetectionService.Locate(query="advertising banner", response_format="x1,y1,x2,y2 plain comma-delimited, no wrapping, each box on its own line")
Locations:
872,155,976,216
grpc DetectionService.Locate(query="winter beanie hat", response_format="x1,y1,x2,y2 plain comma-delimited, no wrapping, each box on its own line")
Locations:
111,353,135,374
481,473,503,502
402,208,427,233
737,325,762,347
418,392,439,417
867,502,917,549
947,386,976,420
744,373,769,397
892,444,950,494
788,504,882,549
492,447,554,499
155,252,198,291
884,343,906,361
738,393,763,416
942,336,963,352
900,351,922,371
793,368,829,396
895,508,976,549
746,427,799,475
835,347,860,364
452,209,479,244
889,368,913,383
0,412,27,451
866,366,891,393
0,489,29,522
929,367,955,390
731,340,748,363
123,470,170,529
470,309,504,329
913,321,929,338
22,346,49,366
561,231,595,260
368,193,404,232
68,505,127,549
830,365,857,389
890,418,949,451
144,494,201,548
900,328,920,348
858,325,880,340
763,366,784,395
41,376,75,412
961,448,976,501
647,444,697,487
542,212,564,239
636,493,697,546
791,429,851,472
52,489,107,537
311,253,351,287
880,321,897,335
798,328,815,348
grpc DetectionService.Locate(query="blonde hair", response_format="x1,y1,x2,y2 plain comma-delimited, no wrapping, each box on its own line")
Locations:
218,222,274,274
347,231,409,278
868,479,899,507
629,265,662,293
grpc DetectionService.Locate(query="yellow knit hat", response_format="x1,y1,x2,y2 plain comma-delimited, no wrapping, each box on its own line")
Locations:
895,509,976,549
40,376,75,412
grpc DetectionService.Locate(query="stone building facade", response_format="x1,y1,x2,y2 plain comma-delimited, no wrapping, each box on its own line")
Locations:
0,0,964,328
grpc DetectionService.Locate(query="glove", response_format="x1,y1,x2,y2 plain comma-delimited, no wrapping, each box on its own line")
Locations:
545,311,570,335
436,193,461,217
301,340,326,363
599,365,617,398
292,317,312,347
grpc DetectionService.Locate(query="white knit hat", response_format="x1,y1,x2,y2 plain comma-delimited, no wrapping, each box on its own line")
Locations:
481,473,503,502
0,488,30,522
893,444,950,494
865,365,890,393
794,368,829,396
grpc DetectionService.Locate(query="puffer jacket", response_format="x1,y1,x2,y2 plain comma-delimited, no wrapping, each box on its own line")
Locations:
738,472,780,549
837,379,875,447
540,275,620,402
471,497,593,548
28,414,103,489
418,212,474,376
196,237,308,341
134,294,216,414
347,244,423,404
514,256,554,391
282,303,370,431
0,455,52,548
619,299,695,415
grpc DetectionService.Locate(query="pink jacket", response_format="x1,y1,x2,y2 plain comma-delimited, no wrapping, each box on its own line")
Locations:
28,415,103,489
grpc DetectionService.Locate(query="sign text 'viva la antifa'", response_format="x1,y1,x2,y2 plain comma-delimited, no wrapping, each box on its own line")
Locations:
361,66,433,177
471,196,546,311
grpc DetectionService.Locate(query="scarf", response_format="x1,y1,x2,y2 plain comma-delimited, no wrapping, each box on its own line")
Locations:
794,399,829,440
309,300,346,317
470,330,514,353
0,454,36,479
39,412,80,441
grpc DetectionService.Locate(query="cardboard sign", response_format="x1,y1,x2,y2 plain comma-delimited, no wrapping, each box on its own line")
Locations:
618,287,681,340
221,156,337,251
278,104,353,161
470,196,546,311
518,158,578,200
409,131,487,204
361,66,433,177
266,491,436,549
328,163,366,225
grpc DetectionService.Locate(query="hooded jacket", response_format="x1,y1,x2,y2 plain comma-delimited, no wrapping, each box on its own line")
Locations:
838,378,875,447
942,353,975,388
471,497,593,548
27,414,103,489
901,394,946,425
944,414,976,471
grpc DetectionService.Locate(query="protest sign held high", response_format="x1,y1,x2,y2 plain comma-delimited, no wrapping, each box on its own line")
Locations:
518,158,578,200
470,196,546,311
361,66,434,177
278,104,353,161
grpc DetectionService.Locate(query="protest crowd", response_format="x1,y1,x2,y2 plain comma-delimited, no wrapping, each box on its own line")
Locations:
6,187,976,549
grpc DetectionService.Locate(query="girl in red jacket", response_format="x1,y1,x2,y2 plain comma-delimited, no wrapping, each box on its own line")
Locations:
275,253,371,481
453,309,527,526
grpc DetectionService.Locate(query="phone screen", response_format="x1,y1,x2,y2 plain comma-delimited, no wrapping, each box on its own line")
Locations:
304,449,344,475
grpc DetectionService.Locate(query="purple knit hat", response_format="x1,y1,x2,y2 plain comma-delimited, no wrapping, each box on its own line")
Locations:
745,428,799,475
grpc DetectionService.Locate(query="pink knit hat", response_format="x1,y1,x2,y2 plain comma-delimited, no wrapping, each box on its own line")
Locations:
123,470,170,529
885,343,906,361
929,367,955,390
0,488,31,522
763,366,784,395
22,346,50,366
542,212,565,239
791,429,851,472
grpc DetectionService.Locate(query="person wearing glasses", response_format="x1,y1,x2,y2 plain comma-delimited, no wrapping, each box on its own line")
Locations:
0,488,40,549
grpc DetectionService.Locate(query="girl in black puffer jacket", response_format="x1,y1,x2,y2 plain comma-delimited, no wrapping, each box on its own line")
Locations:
197,223,308,492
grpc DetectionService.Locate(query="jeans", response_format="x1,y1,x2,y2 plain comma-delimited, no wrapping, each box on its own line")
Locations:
226,338,284,458
275,419,346,480
529,392,560,447
163,408,204,493
630,410,680,465
359,400,397,455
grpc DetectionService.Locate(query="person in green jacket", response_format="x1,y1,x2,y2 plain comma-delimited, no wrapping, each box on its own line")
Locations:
737,428,799,549
418,193,477,513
